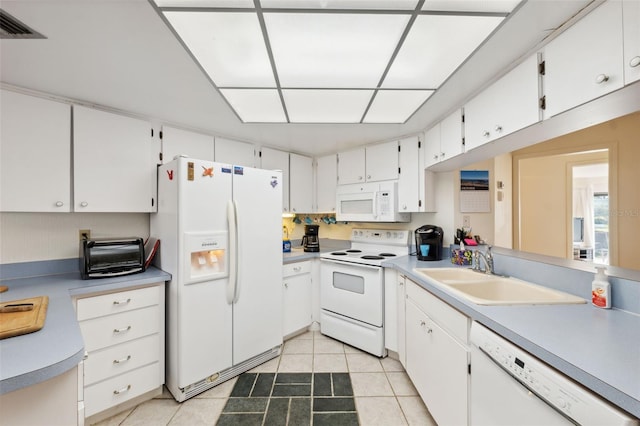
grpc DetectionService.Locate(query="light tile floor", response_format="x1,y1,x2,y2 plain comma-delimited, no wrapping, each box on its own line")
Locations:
92,331,438,425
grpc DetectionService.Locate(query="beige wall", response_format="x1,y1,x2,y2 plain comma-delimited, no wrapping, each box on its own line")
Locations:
512,112,640,269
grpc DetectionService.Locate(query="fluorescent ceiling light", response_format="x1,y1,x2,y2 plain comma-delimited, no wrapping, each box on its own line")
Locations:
155,0,520,123
265,13,409,88
220,89,286,122
283,90,374,123
383,15,504,88
364,90,434,123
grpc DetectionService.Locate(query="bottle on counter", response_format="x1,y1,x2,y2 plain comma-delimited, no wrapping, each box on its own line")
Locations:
282,226,291,253
591,266,611,309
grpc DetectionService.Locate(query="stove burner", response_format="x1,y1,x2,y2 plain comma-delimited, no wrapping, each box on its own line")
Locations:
346,249,362,253
331,252,348,256
361,255,384,260
379,253,397,257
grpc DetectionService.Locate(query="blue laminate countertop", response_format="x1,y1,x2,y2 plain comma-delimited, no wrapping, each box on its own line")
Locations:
0,267,171,395
385,255,640,419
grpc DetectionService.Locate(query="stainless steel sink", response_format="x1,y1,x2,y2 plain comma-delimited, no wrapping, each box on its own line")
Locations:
413,268,586,305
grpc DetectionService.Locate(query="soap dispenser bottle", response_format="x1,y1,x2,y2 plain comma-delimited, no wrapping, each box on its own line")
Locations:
591,266,611,309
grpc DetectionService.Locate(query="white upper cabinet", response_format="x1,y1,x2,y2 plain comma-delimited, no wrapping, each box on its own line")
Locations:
289,153,313,213
161,126,214,163
398,135,434,213
1,90,71,212
337,141,399,185
260,147,290,212
465,54,541,151
214,137,255,167
337,147,365,185
315,154,337,213
424,109,463,168
623,0,640,84
543,0,624,118
365,140,399,182
74,105,158,212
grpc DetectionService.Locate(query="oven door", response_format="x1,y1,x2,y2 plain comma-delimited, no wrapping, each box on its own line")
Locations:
320,259,383,327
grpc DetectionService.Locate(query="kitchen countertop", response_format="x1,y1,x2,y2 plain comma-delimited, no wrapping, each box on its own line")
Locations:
283,248,640,418
0,267,170,395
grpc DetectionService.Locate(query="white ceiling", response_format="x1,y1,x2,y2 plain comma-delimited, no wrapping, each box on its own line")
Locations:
0,0,592,156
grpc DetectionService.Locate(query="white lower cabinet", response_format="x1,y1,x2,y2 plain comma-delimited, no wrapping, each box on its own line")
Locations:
405,279,470,426
282,261,312,337
396,274,407,367
75,284,165,419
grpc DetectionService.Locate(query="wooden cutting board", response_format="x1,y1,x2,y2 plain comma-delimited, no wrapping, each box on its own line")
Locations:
0,296,49,340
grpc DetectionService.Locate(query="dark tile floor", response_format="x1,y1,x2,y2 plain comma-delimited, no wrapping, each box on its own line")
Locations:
217,372,359,425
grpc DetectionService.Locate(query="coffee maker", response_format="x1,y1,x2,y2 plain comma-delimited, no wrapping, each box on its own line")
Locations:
302,224,320,252
415,225,443,261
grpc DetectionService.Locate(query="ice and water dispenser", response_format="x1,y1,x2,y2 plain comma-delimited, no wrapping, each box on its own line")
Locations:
184,232,228,284
415,225,443,261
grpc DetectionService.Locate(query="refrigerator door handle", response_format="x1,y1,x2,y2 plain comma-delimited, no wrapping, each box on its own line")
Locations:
227,199,239,304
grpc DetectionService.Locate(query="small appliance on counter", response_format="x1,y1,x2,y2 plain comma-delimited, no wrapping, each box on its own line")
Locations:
415,225,443,261
80,237,145,279
302,224,320,252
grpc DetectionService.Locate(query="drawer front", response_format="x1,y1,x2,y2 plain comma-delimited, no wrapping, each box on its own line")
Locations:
76,286,160,321
79,306,160,352
84,362,160,417
84,334,160,386
283,261,311,277
407,279,469,344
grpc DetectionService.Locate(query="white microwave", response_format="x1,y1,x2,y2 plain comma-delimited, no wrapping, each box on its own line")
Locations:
336,181,410,222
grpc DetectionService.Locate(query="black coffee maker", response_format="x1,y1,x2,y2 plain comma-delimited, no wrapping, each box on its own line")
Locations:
415,225,443,261
302,224,320,252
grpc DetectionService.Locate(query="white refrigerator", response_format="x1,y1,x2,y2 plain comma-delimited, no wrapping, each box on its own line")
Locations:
151,157,283,402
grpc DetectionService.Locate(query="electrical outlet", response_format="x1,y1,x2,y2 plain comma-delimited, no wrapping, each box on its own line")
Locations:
79,229,91,241
463,216,471,228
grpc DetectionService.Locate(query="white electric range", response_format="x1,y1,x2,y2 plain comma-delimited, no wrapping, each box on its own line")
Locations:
320,229,410,356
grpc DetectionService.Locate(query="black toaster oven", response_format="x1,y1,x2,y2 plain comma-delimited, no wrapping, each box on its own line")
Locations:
80,237,145,279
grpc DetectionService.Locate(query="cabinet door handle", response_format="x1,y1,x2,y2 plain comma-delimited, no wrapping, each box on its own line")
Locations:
367,175,371,179
293,266,301,272
427,328,433,334
358,176,363,181
113,385,131,395
80,201,88,207
113,355,132,364
433,154,439,160
595,74,609,84
483,131,490,137
420,320,426,326
113,298,131,306
113,326,132,334
55,201,64,207
494,125,502,133
284,282,289,288
630,56,640,68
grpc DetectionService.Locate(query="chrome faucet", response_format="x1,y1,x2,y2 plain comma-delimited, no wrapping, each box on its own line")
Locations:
473,246,494,274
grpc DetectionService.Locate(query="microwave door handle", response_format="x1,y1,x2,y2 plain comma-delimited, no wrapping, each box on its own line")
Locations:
372,191,378,219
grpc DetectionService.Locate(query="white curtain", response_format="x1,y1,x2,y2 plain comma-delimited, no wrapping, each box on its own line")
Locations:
573,185,594,248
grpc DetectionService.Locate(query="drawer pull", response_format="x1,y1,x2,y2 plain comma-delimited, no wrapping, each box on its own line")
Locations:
293,266,301,272
113,326,132,334
113,385,131,395
595,74,609,84
113,298,131,306
113,355,132,364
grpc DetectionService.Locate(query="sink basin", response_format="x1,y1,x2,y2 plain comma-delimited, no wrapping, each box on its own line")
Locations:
413,268,586,306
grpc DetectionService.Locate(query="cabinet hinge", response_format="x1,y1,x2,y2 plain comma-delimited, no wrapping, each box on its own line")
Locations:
462,137,466,147
159,130,163,140
538,60,546,76
461,113,465,123
398,145,401,153
259,150,262,158
539,95,546,110
468,364,471,375
418,199,422,207
418,140,421,149
151,198,155,207
151,128,154,137
398,167,401,175
159,152,163,161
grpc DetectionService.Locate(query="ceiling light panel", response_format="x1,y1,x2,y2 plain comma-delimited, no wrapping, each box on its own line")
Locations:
364,90,433,123
422,0,521,13
382,14,504,89
155,0,255,7
283,89,373,123
163,11,275,87
260,0,419,10
264,13,410,88
220,89,287,122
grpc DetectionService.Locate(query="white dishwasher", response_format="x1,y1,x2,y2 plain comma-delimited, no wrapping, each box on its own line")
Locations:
470,322,638,426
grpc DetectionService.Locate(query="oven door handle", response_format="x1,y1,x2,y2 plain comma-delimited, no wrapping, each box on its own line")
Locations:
320,258,383,271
